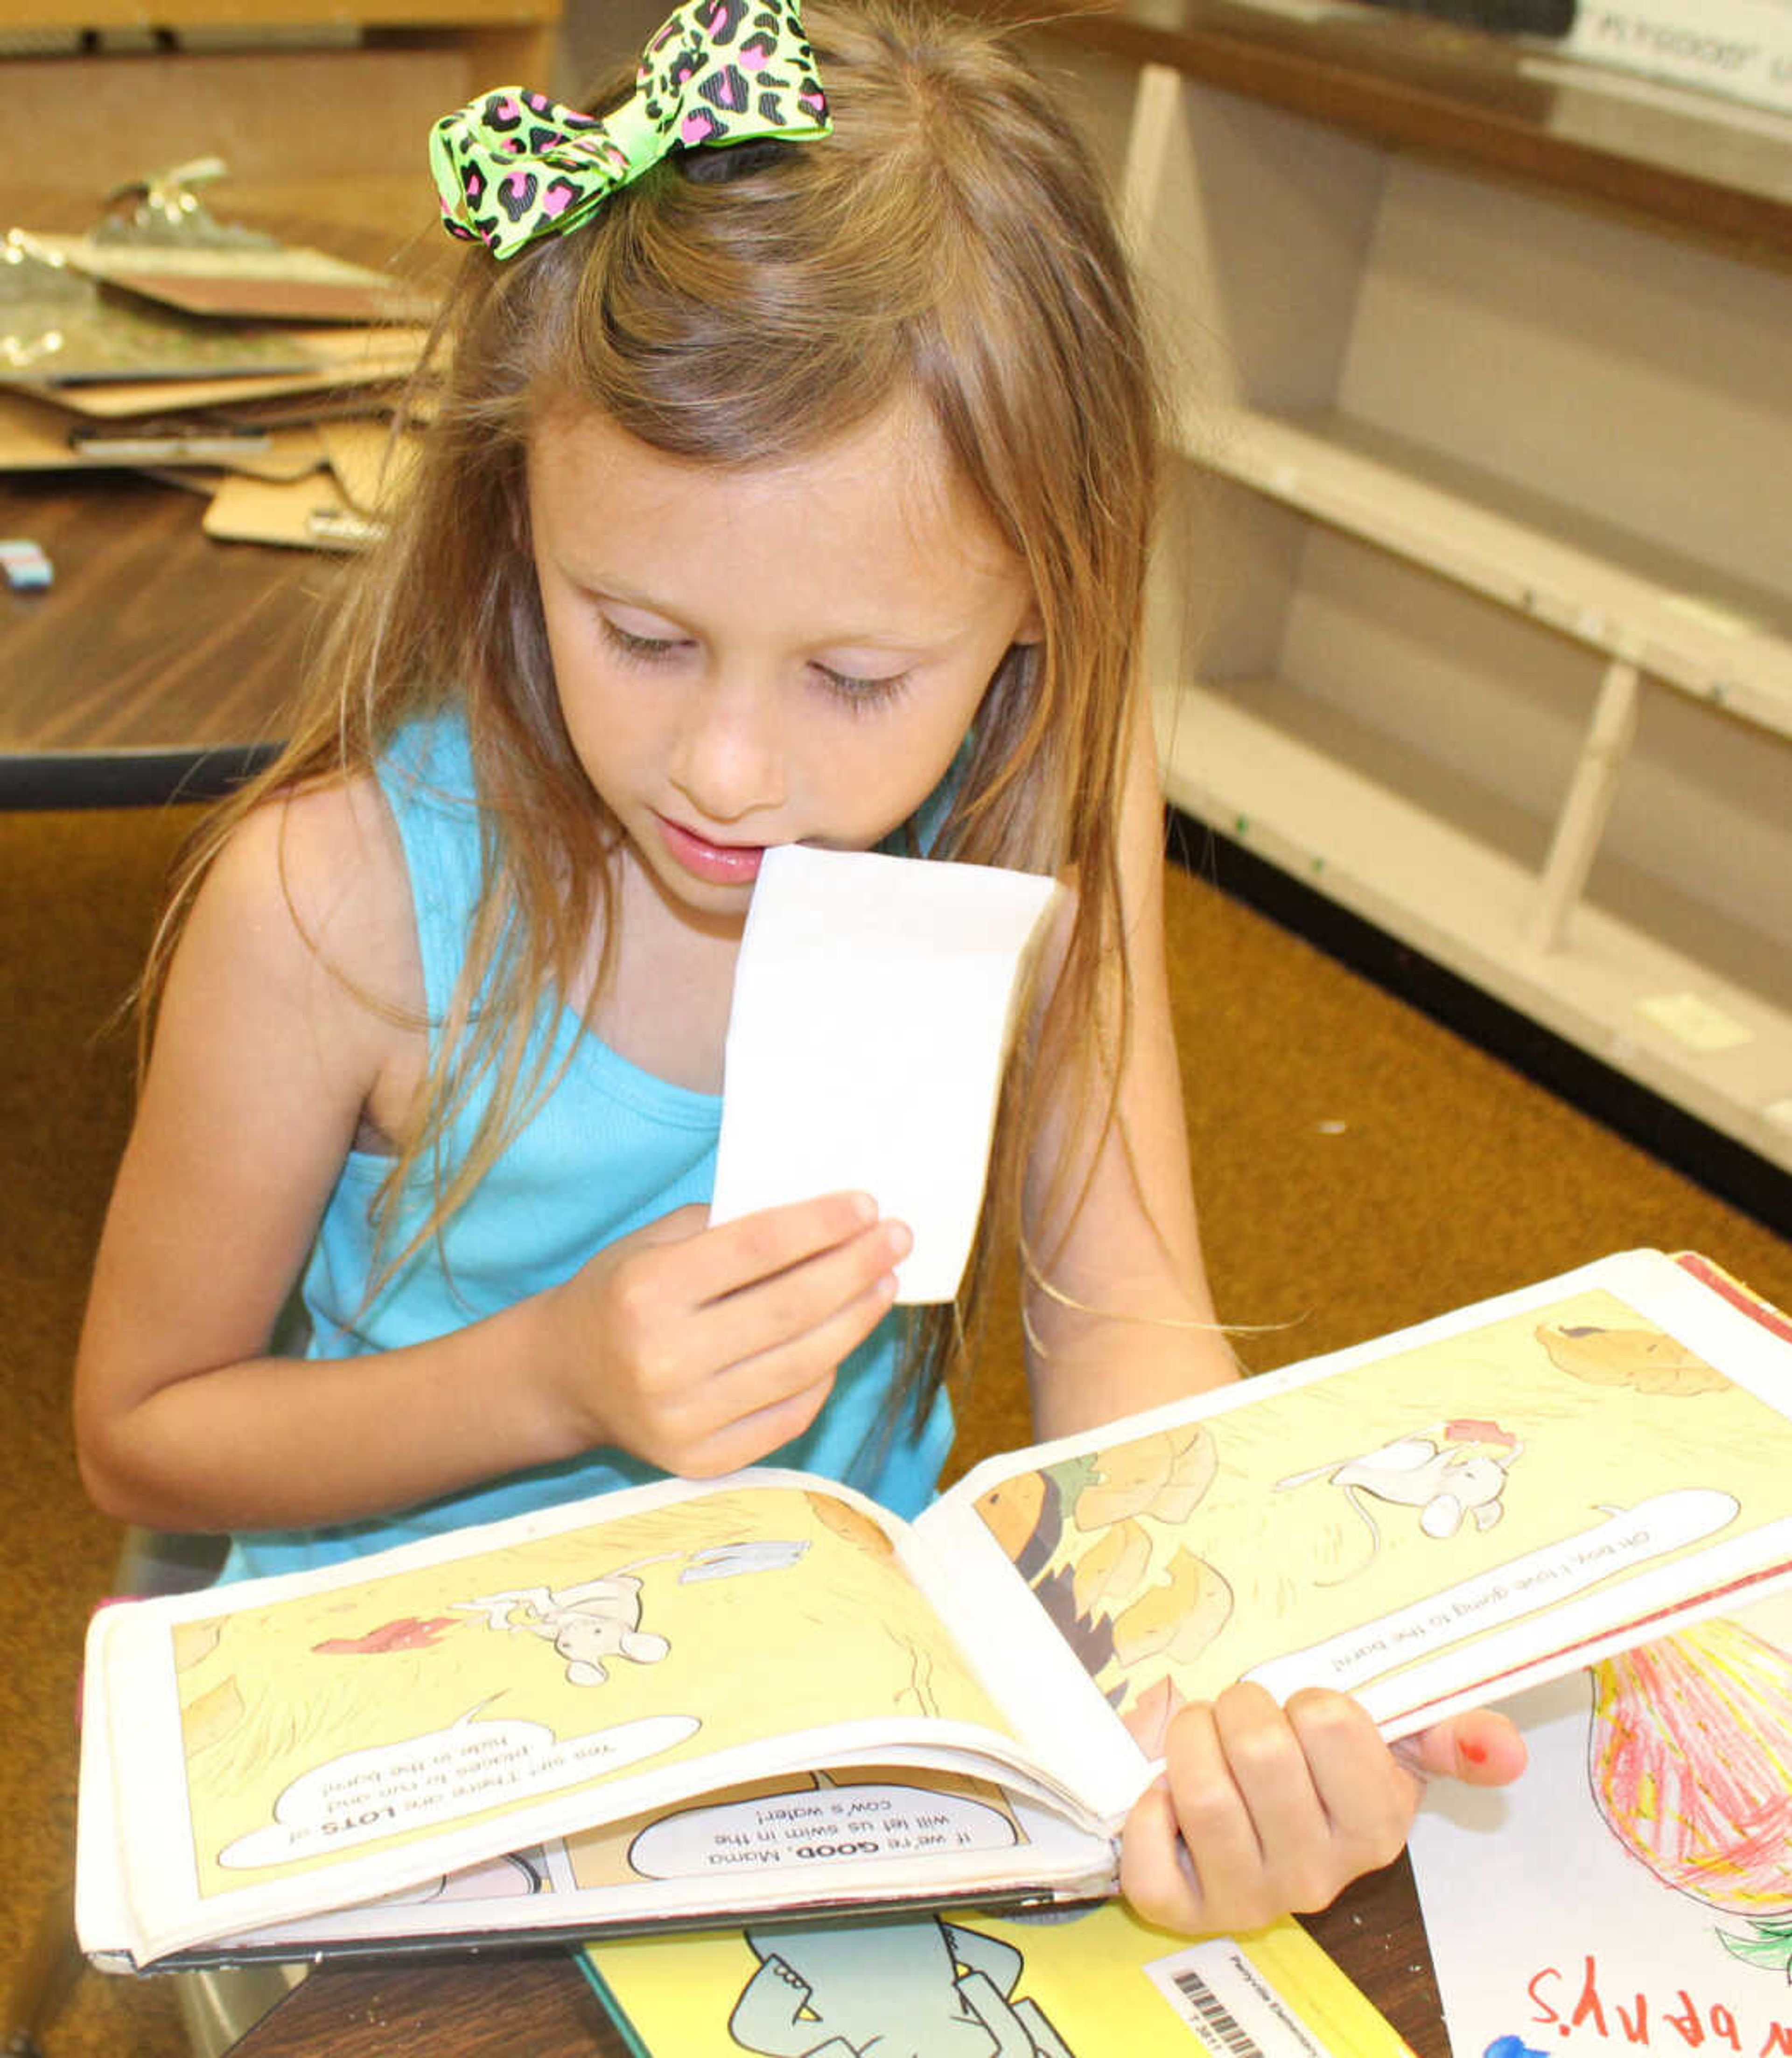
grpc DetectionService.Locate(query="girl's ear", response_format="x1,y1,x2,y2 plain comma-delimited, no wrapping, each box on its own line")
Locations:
1013,595,1045,650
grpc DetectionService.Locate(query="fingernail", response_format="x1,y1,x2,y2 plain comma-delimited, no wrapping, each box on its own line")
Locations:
848,1192,877,1225
885,1221,913,1261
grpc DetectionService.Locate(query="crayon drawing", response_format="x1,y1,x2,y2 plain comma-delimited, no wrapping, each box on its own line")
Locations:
1408,1586,1792,2058
1587,1615,1792,1974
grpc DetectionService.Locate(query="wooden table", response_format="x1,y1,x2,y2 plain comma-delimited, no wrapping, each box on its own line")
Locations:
0,181,428,809
0,466,349,806
225,1858,1449,2055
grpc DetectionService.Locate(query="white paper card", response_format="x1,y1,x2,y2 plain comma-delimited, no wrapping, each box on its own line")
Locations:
1407,1582,1792,2058
709,844,1061,1304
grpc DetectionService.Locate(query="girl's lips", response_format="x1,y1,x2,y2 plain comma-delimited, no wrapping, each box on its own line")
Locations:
655,813,769,886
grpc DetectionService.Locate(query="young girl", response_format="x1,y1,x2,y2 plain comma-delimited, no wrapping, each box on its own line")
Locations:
74,0,1520,1936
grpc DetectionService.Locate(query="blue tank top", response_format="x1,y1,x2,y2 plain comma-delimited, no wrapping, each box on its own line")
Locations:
222,713,952,1580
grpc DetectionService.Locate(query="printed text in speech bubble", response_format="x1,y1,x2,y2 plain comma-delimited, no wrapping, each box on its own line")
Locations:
218,1708,700,1871
1244,1489,1739,1702
630,1782,1018,1879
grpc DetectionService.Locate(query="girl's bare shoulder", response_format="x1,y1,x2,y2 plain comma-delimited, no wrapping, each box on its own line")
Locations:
191,767,422,1026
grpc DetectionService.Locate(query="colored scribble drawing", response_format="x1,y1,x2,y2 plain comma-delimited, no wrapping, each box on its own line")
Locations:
728,1914,1074,2058
314,1615,462,1655
973,1289,1791,1740
1588,1618,1792,1976
170,1486,1008,1901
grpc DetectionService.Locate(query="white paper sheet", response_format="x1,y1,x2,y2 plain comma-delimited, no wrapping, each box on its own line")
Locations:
1408,1583,1792,2058
709,845,1060,1304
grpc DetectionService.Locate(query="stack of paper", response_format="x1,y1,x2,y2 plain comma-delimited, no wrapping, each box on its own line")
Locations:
0,178,435,551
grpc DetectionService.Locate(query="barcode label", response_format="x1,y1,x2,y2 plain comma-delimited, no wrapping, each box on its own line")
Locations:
1146,1940,1328,2056
1173,1968,1268,2055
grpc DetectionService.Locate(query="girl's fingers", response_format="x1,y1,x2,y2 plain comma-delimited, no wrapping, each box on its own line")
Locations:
1123,1686,1422,1937
1400,1708,1528,1788
688,1214,910,1369
1119,1773,1211,1934
681,1192,890,1304
1208,1685,1365,1914
1125,1698,1274,1931
676,1372,839,1477
692,1269,904,1457
1281,1689,1413,1874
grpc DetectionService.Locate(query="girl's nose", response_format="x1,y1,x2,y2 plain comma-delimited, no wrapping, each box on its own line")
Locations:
666,674,787,826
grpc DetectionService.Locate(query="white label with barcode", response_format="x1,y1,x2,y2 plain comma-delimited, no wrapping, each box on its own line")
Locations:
1145,1939,1327,2056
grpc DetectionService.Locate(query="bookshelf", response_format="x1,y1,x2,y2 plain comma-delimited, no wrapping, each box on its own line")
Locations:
1030,2,1792,1184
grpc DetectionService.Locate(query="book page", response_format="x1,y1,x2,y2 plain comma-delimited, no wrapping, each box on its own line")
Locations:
98,1472,1066,1963
923,1250,1792,1761
196,1767,1113,1960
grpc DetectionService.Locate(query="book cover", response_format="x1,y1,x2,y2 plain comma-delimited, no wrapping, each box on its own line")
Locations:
582,1898,1416,2057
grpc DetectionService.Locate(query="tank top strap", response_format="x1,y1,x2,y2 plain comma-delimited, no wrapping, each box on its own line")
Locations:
374,712,488,1040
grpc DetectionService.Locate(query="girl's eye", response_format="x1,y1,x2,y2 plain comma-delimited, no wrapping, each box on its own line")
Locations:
813,664,912,713
601,618,687,664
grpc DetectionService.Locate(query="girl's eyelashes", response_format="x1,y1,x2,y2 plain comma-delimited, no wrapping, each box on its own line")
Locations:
812,664,913,714
599,613,913,713
601,617,688,665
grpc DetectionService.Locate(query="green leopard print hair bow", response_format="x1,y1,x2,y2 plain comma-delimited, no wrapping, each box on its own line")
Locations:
430,0,831,259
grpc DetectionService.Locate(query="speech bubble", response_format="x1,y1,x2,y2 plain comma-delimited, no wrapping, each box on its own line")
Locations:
629,1782,1019,1879
217,1707,699,1870
1244,1490,1739,1702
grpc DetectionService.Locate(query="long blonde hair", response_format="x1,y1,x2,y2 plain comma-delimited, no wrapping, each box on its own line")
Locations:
144,0,1162,1429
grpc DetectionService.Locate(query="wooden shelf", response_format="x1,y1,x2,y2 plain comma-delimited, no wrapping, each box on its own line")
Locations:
1192,406,1792,734
1034,6,1792,1191
1020,0,1792,258
1158,675,1792,1174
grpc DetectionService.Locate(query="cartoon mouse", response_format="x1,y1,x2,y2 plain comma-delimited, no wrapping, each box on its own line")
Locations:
1275,1428,1523,1579
457,1560,674,1686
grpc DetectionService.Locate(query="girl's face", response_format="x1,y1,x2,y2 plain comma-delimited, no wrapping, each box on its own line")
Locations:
528,399,1039,935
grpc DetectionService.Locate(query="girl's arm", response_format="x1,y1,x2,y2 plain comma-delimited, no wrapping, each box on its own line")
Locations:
1020,686,1238,1439
75,779,903,1535
74,776,562,1532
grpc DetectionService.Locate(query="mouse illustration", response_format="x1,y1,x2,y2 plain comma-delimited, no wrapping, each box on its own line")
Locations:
1275,1429,1523,1580
457,1561,673,1686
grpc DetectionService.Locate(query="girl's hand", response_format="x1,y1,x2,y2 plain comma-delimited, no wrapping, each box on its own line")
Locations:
544,1192,911,1478
1118,1682,1525,1936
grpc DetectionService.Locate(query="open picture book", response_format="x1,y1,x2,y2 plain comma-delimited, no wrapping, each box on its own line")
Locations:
77,1247,1792,1973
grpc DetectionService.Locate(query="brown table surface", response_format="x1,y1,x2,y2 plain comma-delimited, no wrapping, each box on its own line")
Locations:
0,180,434,806
224,1858,1448,2055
